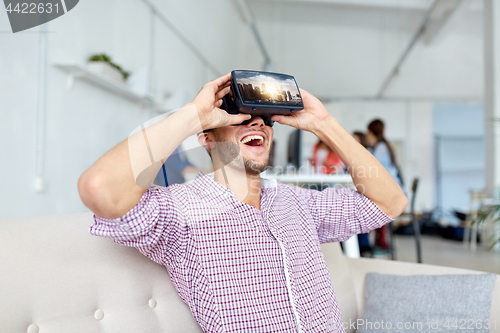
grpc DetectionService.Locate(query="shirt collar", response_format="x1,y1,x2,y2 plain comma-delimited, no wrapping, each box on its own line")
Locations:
190,171,277,204
193,171,277,187
261,177,277,189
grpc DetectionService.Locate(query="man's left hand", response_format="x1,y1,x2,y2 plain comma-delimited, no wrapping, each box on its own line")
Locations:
271,89,331,133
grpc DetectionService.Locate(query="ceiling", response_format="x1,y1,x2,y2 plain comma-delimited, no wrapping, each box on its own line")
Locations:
243,0,484,100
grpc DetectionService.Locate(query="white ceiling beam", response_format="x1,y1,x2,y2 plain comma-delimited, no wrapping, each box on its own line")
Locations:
247,0,434,10
232,0,273,69
376,0,440,98
233,0,255,24
421,0,465,44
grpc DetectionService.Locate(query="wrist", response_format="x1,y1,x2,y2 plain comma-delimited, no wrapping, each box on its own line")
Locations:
311,115,338,139
174,103,205,136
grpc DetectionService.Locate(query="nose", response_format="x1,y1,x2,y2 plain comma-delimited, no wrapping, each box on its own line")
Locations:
246,116,265,128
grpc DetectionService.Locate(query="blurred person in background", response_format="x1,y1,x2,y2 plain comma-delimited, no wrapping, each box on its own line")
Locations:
352,131,368,149
311,139,343,174
366,120,403,188
367,119,405,252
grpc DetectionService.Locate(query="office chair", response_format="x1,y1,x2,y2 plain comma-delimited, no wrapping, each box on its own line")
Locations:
411,178,422,263
387,178,420,262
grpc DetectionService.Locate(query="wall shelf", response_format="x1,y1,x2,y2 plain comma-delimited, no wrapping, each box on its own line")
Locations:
54,63,154,106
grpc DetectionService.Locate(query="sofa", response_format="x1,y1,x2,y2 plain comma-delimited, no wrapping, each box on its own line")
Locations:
1,213,499,332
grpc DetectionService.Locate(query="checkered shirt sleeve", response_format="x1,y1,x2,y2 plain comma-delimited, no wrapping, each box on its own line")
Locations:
290,186,394,243
89,185,187,266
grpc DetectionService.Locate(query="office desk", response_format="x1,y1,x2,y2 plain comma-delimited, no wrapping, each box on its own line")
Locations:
262,172,360,258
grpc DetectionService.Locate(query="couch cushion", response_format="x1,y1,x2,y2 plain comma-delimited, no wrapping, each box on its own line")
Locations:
357,272,497,333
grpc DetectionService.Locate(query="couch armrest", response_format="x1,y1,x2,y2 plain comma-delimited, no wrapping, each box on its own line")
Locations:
346,257,500,332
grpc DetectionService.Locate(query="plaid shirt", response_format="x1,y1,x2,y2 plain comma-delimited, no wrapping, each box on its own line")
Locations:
90,172,392,332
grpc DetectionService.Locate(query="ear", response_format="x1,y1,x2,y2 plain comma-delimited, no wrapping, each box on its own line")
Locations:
197,132,208,148
198,132,215,150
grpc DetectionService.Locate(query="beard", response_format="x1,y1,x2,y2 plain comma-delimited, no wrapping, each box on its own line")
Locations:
243,156,270,175
211,129,270,176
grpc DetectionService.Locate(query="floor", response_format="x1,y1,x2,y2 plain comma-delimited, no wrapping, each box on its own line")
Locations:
383,235,500,274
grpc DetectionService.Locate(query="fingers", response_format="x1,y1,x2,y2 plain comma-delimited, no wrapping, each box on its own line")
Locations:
271,114,298,128
212,72,232,89
300,88,321,105
299,88,310,102
299,88,312,98
201,76,231,101
215,85,232,101
199,74,230,97
217,81,231,94
226,113,252,125
194,74,231,108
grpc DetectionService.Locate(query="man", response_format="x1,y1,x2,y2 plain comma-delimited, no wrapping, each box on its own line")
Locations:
78,73,407,332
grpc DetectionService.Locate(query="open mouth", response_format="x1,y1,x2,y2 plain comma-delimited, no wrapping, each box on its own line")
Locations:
240,135,265,147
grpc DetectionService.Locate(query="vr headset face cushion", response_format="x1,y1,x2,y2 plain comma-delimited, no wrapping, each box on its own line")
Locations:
235,116,274,127
202,116,274,133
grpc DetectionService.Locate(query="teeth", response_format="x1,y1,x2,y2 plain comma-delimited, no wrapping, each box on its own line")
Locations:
241,135,264,145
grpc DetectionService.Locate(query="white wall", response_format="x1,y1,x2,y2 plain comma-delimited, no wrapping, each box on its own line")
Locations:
433,102,485,223
0,0,263,218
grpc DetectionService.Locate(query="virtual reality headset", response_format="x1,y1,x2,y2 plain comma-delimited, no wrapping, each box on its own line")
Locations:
203,70,303,132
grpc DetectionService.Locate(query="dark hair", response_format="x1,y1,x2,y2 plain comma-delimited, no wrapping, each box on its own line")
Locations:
368,119,396,166
352,131,368,149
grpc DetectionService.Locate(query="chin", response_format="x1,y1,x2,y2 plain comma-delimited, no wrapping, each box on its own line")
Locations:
243,157,270,175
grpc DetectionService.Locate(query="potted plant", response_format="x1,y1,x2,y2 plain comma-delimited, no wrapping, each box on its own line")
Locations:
472,204,500,250
87,53,130,83
471,117,500,250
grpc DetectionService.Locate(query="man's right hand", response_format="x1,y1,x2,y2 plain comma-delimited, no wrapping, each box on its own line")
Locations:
188,72,251,131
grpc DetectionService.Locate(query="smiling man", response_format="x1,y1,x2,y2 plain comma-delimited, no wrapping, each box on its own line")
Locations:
78,73,407,333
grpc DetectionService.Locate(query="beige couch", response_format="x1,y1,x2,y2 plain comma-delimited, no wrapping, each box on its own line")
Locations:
1,213,499,332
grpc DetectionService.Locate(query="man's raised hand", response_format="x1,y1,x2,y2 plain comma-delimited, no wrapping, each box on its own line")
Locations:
189,73,251,131
270,89,331,133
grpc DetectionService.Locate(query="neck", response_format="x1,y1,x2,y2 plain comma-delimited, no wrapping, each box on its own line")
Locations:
213,162,262,210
